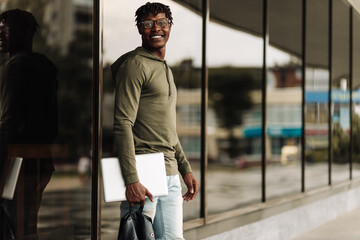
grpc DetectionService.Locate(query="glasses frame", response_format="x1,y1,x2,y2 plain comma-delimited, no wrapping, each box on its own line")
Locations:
140,18,171,29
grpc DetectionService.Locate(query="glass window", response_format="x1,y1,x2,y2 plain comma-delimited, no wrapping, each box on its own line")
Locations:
207,0,263,214
102,0,202,238
331,0,350,183
352,10,360,178
1,0,93,239
266,0,302,200
305,0,330,190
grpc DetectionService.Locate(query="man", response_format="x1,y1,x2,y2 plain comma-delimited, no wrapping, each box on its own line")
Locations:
112,2,198,239
0,9,58,239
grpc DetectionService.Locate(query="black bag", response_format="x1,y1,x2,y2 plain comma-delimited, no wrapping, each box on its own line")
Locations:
118,206,155,240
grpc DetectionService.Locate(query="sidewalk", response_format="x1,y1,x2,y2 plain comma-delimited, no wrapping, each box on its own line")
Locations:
293,206,360,240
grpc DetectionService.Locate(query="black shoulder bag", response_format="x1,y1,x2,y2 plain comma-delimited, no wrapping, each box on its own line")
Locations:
118,206,155,240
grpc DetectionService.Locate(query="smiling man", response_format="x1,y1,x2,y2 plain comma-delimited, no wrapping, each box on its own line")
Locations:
111,2,198,239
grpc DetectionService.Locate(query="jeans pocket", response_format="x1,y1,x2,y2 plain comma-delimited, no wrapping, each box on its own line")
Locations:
167,175,181,193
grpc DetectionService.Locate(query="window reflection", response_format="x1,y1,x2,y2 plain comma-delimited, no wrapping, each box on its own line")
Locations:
266,0,302,200
207,0,263,214
352,10,360,178
331,0,350,183
305,0,329,190
0,9,58,239
1,0,93,239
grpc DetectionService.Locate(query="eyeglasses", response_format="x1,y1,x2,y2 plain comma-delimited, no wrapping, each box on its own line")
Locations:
140,18,170,29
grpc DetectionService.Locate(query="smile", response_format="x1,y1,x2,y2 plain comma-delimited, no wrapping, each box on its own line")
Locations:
151,35,163,39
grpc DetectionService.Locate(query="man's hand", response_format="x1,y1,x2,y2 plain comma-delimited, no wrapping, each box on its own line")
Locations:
125,182,153,207
182,173,198,201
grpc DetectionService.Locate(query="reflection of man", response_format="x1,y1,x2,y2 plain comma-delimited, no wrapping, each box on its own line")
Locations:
112,2,198,239
0,9,58,239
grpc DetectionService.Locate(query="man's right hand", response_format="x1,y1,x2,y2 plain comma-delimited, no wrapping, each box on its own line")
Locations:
125,182,153,207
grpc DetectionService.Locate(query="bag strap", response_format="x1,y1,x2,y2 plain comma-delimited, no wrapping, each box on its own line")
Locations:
137,206,144,214
128,206,144,214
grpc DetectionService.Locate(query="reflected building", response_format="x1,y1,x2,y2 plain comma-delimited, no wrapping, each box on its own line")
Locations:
44,0,92,55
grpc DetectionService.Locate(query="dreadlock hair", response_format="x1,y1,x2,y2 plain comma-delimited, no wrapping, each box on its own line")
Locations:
0,9,39,38
135,2,173,26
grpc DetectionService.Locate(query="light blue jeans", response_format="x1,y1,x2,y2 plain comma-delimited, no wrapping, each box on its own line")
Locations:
120,175,184,240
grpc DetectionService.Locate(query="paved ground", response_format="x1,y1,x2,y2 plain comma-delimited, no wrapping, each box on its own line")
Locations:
293,206,360,240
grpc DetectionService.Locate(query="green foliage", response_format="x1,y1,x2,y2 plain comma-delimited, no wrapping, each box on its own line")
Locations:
352,114,360,162
331,122,350,163
208,67,261,128
171,59,201,89
305,149,328,163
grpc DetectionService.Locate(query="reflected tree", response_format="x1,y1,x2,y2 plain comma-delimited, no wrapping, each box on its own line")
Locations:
171,59,201,89
332,122,349,163
209,67,260,127
209,67,261,158
352,114,360,163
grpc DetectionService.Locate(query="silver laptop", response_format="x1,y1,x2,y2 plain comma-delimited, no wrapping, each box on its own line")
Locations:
101,152,168,203
2,157,23,200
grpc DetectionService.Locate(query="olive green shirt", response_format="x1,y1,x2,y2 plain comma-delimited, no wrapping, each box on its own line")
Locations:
112,47,192,185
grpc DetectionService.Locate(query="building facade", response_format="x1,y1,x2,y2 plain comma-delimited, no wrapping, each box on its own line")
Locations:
3,0,360,239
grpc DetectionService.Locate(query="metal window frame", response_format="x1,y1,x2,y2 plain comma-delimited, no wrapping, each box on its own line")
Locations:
349,6,354,180
301,0,307,193
261,0,269,203
200,0,209,222
91,0,101,239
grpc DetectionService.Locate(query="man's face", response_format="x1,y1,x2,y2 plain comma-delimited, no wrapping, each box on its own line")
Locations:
138,12,171,53
0,21,25,54
0,21,11,53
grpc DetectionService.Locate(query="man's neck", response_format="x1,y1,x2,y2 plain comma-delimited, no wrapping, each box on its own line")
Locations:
142,45,166,60
8,40,33,57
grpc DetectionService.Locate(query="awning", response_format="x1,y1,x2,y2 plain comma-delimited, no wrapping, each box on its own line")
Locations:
173,0,359,70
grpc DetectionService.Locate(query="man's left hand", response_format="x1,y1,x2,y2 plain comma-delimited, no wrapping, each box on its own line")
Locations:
182,172,198,201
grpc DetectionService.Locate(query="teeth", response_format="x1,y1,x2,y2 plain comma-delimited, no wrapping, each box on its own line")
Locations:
151,36,162,39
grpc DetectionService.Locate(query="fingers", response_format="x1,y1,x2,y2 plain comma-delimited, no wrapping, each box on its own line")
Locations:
125,183,154,207
182,192,192,201
183,191,195,201
126,182,148,206
140,198,145,207
183,176,199,201
182,186,196,201
145,188,154,202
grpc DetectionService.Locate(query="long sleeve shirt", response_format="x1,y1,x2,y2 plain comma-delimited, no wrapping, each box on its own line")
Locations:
111,47,192,185
0,52,58,177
